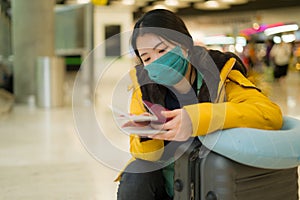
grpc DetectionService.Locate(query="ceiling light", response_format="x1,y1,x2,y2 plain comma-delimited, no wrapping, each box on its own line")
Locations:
110,0,149,7
152,0,189,8
179,0,205,2
252,22,260,31
236,36,247,46
122,0,134,5
264,24,299,36
77,0,90,3
66,0,91,4
143,4,178,12
203,35,235,45
206,1,221,8
273,36,281,44
218,0,248,5
165,0,179,6
282,34,296,43
194,0,230,10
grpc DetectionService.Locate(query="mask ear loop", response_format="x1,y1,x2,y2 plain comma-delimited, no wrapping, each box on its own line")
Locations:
179,44,190,60
186,48,191,61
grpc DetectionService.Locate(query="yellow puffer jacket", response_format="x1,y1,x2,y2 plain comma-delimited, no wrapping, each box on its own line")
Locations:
116,58,283,180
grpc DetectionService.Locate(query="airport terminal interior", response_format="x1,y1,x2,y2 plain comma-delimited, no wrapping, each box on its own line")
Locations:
1,0,300,199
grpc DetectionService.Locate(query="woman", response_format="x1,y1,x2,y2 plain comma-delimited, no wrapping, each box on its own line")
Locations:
270,41,292,81
117,9,283,200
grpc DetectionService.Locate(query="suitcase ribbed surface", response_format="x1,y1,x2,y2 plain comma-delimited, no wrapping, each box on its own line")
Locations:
235,169,298,200
174,140,299,200
200,152,299,200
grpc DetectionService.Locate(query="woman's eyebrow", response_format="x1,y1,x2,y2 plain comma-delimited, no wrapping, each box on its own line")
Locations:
153,41,164,50
140,41,165,57
140,52,148,57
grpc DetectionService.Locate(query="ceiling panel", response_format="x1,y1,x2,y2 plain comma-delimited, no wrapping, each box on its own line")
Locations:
121,0,300,18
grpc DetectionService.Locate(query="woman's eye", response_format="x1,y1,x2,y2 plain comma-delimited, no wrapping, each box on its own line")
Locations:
158,46,169,53
143,57,150,62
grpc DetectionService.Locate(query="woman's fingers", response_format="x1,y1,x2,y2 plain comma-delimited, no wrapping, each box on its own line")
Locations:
148,108,193,141
148,129,176,141
161,109,179,118
160,110,181,130
149,122,165,130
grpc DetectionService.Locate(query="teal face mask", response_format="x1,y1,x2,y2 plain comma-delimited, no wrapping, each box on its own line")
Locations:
144,46,189,86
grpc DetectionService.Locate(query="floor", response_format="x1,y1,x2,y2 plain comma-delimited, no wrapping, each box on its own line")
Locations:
0,66,300,199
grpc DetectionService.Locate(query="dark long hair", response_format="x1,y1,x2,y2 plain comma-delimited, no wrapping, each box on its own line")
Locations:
131,9,194,64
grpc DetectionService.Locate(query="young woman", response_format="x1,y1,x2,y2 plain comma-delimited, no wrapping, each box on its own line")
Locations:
116,9,283,200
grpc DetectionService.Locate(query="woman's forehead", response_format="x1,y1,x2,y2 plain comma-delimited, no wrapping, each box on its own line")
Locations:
136,33,166,50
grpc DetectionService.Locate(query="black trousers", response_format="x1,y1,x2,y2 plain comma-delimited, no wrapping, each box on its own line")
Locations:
274,64,289,79
117,159,172,200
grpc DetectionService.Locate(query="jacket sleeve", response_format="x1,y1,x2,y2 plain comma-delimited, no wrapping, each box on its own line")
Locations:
128,69,165,161
184,70,283,136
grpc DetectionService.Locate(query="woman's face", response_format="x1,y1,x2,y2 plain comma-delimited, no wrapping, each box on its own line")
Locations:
136,33,178,66
136,33,193,93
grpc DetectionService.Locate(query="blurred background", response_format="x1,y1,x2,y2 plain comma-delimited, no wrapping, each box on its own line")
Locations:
0,0,300,199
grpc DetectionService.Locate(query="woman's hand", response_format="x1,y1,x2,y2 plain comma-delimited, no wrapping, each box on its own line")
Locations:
148,109,193,141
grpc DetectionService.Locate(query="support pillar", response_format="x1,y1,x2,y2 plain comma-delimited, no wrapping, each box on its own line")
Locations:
11,0,55,104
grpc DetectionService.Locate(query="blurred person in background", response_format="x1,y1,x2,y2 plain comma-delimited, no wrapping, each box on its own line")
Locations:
264,39,274,67
244,42,258,69
270,41,292,81
294,45,300,70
